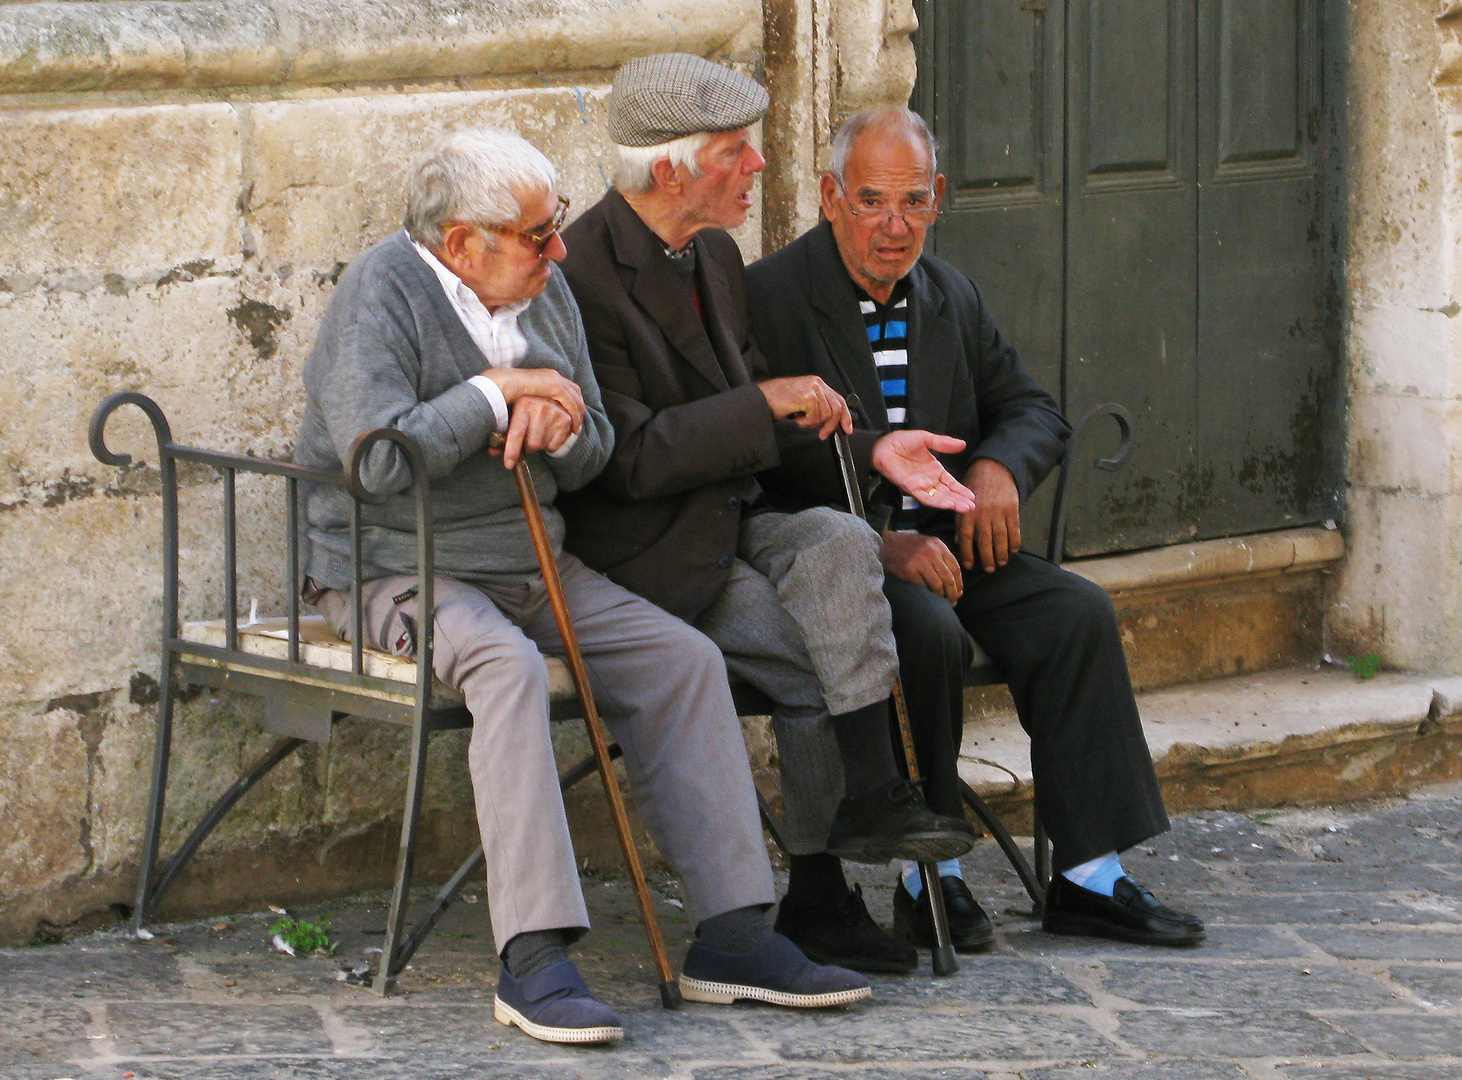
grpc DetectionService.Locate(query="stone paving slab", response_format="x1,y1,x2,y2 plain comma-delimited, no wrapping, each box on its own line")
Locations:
4,784,1462,1080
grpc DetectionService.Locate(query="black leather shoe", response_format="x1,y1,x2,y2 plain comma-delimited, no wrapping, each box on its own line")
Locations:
1043,874,1205,946
774,884,917,974
825,779,977,864
892,875,995,953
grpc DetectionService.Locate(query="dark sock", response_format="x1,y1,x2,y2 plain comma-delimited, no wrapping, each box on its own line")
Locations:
786,852,850,905
696,905,774,954
831,699,901,798
501,928,570,979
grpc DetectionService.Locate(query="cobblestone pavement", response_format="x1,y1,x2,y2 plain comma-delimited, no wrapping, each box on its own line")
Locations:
6,784,1462,1080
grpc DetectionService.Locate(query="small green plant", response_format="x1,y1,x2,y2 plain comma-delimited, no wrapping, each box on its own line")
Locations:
270,914,333,955
1347,653,1383,680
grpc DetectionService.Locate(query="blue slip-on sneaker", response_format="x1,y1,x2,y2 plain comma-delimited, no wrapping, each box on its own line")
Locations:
493,959,624,1044
680,931,872,1008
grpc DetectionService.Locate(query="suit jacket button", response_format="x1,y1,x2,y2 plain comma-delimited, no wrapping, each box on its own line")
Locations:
727,496,740,508
717,555,733,569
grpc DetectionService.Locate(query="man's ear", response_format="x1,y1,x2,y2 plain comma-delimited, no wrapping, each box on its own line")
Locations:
435,222,482,275
650,156,682,196
932,172,947,207
819,172,841,221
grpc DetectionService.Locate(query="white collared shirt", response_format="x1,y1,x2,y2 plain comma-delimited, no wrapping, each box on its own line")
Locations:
411,232,577,458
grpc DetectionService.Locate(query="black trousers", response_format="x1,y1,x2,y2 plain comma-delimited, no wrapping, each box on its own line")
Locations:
884,550,1169,873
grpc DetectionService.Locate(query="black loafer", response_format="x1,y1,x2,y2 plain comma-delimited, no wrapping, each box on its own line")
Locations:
825,779,976,864
1043,874,1205,947
775,885,917,974
892,875,995,953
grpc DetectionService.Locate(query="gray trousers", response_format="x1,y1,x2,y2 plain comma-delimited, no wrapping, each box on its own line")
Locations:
693,507,900,853
319,552,775,951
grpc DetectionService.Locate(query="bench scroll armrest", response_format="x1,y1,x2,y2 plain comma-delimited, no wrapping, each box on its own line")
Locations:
1044,403,1134,568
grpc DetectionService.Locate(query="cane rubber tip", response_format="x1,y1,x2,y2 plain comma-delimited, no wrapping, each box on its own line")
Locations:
660,980,684,1010
931,946,959,977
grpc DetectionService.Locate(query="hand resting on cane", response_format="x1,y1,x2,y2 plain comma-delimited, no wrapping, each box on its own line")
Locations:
488,396,576,469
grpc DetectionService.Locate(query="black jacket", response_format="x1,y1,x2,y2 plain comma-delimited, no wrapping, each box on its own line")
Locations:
558,191,863,620
745,220,1070,531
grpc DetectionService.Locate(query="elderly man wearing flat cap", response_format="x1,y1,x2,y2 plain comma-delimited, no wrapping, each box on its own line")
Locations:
559,52,981,976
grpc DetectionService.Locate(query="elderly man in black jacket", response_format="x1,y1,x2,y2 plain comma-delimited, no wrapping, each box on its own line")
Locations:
746,107,1204,950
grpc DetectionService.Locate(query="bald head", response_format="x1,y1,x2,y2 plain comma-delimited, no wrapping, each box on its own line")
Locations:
829,108,938,186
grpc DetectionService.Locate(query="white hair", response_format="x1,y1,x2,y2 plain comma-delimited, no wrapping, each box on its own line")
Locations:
829,108,939,185
612,131,714,193
403,126,557,247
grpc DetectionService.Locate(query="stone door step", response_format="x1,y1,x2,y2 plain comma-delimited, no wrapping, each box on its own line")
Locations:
958,667,1462,827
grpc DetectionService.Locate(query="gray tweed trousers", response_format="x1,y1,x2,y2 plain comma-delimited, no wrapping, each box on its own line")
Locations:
693,506,900,853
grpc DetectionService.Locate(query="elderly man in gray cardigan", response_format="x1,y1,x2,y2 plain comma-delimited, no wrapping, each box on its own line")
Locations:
294,127,867,1047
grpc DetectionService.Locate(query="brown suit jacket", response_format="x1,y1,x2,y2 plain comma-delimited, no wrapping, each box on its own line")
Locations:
558,189,867,620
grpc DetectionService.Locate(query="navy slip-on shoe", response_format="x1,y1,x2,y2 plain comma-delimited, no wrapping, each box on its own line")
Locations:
494,959,624,1044
680,932,872,1008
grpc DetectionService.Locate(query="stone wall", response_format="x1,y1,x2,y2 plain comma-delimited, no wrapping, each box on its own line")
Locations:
0,0,917,944
1327,0,1462,674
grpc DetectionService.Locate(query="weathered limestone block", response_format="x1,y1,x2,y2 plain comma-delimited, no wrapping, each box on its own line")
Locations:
0,0,761,94
0,706,91,899
245,88,760,273
829,0,917,119
1329,0,1462,675
0,278,285,497
1331,485,1462,664
245,88,617,272
0,104,242,281
0,474,295,702
1347,392,1462,493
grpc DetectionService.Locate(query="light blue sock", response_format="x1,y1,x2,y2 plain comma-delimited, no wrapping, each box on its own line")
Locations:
1061,851,1125,897
900,858,962,899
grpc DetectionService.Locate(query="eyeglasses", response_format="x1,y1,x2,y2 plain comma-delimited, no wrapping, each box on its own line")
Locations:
479,195,570,253
838,183,941,227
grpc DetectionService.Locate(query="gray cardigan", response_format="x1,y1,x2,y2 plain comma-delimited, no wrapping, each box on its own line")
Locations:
294,231,614,588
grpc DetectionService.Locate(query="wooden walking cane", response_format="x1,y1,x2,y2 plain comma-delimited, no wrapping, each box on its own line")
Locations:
495,435,683,1009
833,404,960,977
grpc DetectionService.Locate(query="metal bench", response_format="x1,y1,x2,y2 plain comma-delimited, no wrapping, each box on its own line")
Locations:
89,391,1130,996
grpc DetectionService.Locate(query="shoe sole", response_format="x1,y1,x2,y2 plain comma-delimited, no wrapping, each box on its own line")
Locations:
679,974,872,1008
828,833,976,865
493,995,624,1044
1042,910,1206,948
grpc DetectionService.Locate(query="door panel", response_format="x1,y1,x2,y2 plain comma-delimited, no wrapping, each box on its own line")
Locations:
912,0,1333,557
1197,0,1329,538
1087,0,1177,175
1063,0,1200,555
912,1,1066,550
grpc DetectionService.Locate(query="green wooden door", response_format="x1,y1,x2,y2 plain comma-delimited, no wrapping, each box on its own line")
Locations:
913,0,1333,557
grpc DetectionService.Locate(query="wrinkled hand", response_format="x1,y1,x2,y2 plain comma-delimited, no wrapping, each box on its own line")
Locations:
957,458,1021,573
480,367,585,435
757,376,853,439
489,396,574,470
881,530,963,605
870,429,976,512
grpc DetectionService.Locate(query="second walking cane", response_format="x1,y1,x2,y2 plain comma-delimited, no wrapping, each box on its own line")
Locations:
832,409,959,977
498,436,683,1009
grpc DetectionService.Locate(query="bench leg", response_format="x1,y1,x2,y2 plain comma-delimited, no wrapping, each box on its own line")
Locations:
959,779,1046,910
379,741,633,982
145,736,306,918
374,711,432,997
132,672,176,934
1033,815,1052,901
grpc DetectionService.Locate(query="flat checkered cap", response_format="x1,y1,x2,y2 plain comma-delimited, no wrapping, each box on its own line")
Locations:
608,53,769,147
